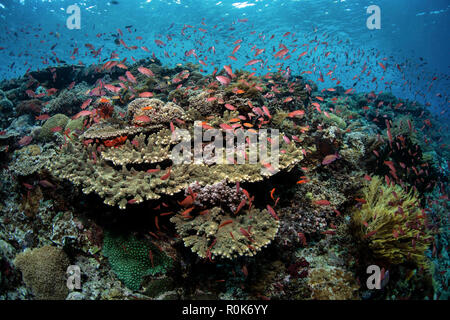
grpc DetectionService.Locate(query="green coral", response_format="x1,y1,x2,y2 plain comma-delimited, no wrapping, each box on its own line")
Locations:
65,118,85,138
350,176,432,268
102,232,172,291
39,114,69,141
321,112,347,130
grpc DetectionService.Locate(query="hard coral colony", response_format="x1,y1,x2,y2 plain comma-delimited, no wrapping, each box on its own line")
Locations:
0,0,448,303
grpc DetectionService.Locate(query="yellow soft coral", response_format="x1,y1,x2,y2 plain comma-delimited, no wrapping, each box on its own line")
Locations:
351,176,431,269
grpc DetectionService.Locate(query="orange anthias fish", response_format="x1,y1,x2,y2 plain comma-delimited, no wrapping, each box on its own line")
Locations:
139,92,154,98
137,66,154,77
223,65,235,78
266,204,279,220
322,153,339,165
134,115,151,123
314,200,331,206
288,110,305,118
216,75,231,86
125,71,137,83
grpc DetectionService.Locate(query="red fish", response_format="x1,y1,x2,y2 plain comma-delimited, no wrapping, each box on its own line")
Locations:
216,76,231,86
223,65,235,78
137,66,154,77
104,84,121,93
139,92,154,98
81,98,92,109
35,114,50,121
218,220,233,229
160,166,171,180
266,205,279,220
125,71,137,83
235,199,246,215
135,115,151,123
364,230,378,238
314,200,330,206
322,154,339,165
245,59,262,66
384,161,396,173
73,110,92,119
225,103,236,111
39,180,55,188
18,136,32,146
288,110,305,118
51,126,63,133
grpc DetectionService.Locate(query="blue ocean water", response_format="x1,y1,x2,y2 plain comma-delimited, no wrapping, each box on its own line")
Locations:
0,0,448,119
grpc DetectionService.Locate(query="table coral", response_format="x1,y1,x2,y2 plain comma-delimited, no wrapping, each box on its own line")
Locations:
171,206,279,259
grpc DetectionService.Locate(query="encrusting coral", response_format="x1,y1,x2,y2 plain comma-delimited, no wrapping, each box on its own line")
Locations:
38,114,69,141
14,245,70,300
350,176,432,268
102,232,172,291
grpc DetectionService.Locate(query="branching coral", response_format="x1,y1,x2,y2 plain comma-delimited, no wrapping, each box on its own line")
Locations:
10,145,57,176
350,176,432,268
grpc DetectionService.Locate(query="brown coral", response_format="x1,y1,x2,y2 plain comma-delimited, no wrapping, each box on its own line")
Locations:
171,206,279,259
14,246,70,300
127,98,187,126
307,267,360,300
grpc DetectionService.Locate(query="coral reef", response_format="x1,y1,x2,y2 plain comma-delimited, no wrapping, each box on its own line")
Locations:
171,206,279,259
14,246,70,300
102,232,172,291
127,98,188,126
350,176,432,268
186,180,246,213
38,114,70,141
0,55,447,301
307,266,360,300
